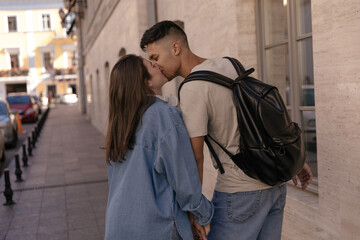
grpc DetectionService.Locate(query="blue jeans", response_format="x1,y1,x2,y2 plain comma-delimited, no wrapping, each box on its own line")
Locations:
208,184,287,240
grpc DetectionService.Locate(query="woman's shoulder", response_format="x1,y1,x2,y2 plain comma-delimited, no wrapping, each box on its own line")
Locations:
144,98,183,126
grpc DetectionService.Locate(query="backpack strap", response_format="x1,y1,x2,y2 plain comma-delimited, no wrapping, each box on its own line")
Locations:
206,134,237,159
177,58,255,174
178,70,233,101
204,136,225,174
224,57,246,75
224,57,255,80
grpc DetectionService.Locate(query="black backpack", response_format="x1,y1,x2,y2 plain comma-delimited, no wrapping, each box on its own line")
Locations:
178,57,305,186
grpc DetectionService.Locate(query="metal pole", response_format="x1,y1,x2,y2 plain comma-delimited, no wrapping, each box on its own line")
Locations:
76,1,86,114
3,169,15,205
28,136,33,156
22,144,28,167
14,154,23,182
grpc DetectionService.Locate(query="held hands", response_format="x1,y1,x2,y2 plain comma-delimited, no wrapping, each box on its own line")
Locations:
292,162,313,190
189,213,210,240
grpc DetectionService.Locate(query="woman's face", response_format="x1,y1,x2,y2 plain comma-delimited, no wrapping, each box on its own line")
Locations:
143,58,168,95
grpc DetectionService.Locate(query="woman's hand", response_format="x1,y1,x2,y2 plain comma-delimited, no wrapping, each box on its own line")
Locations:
189,213,210,240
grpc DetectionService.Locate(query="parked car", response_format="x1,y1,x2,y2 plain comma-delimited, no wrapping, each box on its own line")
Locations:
0,129,6,162
7,93,39,123
0,99,18,148
59,93,78,104
32,95,42,114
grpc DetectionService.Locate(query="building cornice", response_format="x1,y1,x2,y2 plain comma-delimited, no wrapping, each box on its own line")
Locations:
83,0,121,55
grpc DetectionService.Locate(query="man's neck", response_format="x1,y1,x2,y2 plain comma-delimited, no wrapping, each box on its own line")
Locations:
178,52,206,78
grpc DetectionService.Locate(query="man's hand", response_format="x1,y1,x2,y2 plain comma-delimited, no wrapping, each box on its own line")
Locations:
189,213,210,240
292,162,312,190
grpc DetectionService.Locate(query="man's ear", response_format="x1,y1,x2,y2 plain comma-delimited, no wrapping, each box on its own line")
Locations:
171,41,181,56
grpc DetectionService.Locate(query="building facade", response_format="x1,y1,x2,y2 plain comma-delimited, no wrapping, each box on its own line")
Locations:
78,0,360,239
0,0,77,101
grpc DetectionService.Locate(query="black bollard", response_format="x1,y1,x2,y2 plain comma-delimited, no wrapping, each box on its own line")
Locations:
27,136,33,156
3,169,15,205
34,127,38,142
31,131,36,148
36,125,40,137
22,144,28,167
14,154,23,182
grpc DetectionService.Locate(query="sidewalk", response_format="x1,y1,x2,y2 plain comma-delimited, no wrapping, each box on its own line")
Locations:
0,105,108,240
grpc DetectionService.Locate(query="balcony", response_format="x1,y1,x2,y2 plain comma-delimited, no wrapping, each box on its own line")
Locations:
55,68,77,75
0,69,29,77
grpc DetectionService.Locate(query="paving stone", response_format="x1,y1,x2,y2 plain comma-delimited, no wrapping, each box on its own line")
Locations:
68,227,101,240
37,220,67,234
5,229,37,240
37,232,68,240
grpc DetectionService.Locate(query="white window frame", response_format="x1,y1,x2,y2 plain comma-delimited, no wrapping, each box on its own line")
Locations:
39,45,55,72
39,12,52,31
4,14,19,32
4,48,21,70
256,0,317,191
62,44,77,68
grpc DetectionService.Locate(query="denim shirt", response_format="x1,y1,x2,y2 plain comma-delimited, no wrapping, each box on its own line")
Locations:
105,98,214,240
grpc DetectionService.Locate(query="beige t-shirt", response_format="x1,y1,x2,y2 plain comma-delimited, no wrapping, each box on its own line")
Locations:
179,58,271,193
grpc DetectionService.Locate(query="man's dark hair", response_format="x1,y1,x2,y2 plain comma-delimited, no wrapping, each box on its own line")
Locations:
140,20,187,52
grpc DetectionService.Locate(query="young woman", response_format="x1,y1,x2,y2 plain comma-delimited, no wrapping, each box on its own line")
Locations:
105,55,213,240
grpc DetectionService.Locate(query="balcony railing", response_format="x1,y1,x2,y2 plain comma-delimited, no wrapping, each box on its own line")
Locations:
0,69,29,77
55,68,77,75
0,68,77,78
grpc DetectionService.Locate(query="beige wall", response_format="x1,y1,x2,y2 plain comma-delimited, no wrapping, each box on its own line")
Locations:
282,1,360,239
82,0,360,238
83,0,148,134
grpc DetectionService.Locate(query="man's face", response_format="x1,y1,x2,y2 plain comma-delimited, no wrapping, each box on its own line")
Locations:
146,40,179,81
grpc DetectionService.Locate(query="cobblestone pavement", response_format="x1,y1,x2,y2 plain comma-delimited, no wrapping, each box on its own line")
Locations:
0,104,108,240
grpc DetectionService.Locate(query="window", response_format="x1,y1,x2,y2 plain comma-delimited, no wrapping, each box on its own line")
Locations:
10,54,20,70
104,62,110,92
8,16,17,32
42,14,51,30
67,51,77,68
258,0,317,179
118,48,126,58
43,52,53,70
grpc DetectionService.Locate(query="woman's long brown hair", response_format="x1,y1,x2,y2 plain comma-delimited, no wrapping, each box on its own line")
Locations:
106,55,155,163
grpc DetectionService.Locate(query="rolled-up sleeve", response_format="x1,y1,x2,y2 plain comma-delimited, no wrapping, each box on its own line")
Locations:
153,121,213,226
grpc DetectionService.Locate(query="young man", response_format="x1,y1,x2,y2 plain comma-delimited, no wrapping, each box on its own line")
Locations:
140,20,312,240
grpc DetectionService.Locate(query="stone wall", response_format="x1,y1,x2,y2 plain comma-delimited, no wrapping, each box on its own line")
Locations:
282,1,360,239
81,0,360,238
82,0,148,134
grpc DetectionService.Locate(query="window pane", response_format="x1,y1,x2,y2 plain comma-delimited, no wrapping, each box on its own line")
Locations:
43,52,53,70
10,54,19,69
298,37,314,106
68,51,77,67
42,14,51,30
296,0,312,36
8,16,17,32
265,44,290,106
301,110,317,178
264,0,288,45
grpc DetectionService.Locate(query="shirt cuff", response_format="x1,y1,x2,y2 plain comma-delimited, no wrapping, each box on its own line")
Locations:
193,196,214,226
